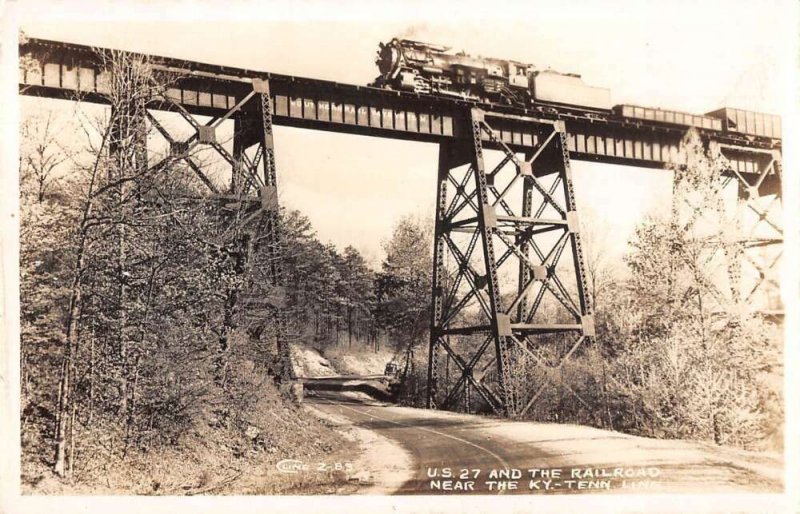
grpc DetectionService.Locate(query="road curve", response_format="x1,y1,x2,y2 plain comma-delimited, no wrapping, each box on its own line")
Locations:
306,386,783,496
309,390,536,494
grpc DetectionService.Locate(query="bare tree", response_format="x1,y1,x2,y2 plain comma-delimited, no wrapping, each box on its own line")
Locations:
615,130,782,447
579,210,615,313
20,111,69,202
53,48,162,477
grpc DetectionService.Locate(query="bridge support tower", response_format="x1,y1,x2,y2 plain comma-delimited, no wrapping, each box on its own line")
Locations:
120,71,292,380
427,108,594,417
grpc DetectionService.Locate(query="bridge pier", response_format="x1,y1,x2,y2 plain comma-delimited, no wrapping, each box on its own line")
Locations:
718,144,783,312
670,138,783,313
128,72,292,381
427,108,594,417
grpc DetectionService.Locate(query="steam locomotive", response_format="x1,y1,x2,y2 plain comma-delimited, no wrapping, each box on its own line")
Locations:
371,38,613,112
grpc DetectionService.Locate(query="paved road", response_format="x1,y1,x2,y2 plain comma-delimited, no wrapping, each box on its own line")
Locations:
308,388,619,495
305,383,783,496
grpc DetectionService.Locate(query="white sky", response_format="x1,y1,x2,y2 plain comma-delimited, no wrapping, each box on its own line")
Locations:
16,0,794,268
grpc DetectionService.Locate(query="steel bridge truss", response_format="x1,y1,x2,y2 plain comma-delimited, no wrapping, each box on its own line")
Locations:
117,72,292,379
671,141,783,312
718,144,783,311
427,108,594,418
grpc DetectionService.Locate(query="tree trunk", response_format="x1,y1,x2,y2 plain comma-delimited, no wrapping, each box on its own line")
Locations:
88,329,95,426
68,398,77,476
118,217,128,420
445,353,449,387
53,115,113,476
124,353,141,458
37,175,46,203
54,230,87,477
602,361,613,429
347,306,352,348
53,349,71,476
712,412,722,445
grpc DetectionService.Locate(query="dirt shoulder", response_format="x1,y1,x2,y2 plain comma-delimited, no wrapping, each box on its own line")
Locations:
304,397,414,494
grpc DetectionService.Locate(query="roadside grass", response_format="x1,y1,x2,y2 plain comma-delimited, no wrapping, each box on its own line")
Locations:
22,375,358,495
232,440,365,495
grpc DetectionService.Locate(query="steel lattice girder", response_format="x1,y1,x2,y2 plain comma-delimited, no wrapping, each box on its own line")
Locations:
427,108,595,418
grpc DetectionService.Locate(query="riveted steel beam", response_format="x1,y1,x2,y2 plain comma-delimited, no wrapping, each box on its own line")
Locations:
21,37,780,171
133,72,294,380
427,108,594,417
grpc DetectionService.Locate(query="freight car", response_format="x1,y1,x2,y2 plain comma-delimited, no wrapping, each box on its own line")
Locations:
706,107,782,139
616,105,781,139
371,38,612,111
613,105,723,132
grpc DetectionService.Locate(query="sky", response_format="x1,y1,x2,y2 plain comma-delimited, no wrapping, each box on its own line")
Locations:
14,0,795,268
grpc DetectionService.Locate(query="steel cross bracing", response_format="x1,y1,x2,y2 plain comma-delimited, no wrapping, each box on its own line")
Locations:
717,144,783,312
672,142,784,313
427,108,594,417
113,69,294,380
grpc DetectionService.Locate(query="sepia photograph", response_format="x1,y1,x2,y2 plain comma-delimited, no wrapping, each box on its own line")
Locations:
1,1,798,512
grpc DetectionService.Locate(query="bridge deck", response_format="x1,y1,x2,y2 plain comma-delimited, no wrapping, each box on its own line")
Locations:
19,37,780,176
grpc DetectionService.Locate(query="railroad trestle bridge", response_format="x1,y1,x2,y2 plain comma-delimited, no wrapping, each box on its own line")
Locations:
19,37,783,416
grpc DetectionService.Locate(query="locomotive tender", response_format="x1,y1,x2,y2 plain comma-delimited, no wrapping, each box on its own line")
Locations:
371,38,781,140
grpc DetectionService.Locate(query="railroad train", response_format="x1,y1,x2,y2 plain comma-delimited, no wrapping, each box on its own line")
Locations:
371,38,612,111
370,38,781,139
